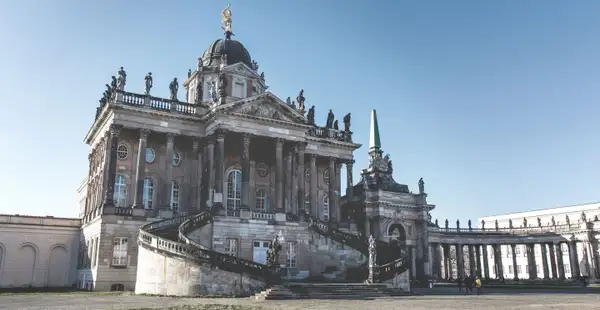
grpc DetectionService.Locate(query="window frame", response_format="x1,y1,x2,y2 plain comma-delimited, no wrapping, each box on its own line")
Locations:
172,151,181,167
255,189,268,212
117,144,128,160
113,174,127,207
322,196,329,221
225,238,238,257
112,237,128,267
143,178,154,209
145,147,156,164
226,169,242,211
170,181,180,211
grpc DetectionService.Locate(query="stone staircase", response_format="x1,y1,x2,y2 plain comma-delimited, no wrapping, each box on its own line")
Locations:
253,283,413,300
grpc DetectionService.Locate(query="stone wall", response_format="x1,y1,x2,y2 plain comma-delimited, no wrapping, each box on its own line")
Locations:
382,270,410,291
307,230,366,279
135,244,265,296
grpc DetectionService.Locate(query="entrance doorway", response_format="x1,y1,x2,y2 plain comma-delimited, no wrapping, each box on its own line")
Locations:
253,240,270,264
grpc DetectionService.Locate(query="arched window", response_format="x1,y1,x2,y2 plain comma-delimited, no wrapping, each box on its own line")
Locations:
172,152,181,167
226,170,242,211
143,178,154,209
255,189,268,211
170,181,180,212
323,168,330,185
322,196,329,221
113,174,127,207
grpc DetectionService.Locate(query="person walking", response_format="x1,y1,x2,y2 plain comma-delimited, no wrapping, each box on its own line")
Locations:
457,276,463,293
475,276,483,295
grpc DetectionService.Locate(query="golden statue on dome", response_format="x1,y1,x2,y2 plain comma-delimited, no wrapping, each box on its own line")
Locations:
221,4,233,33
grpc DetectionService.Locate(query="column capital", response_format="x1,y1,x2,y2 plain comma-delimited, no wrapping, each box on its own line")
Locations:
192,138,201,151
216,129,227,140
344,159,355,165
166,133,177,144
140,129,151,140
206,139,215,147
310,153,318,163
275,138,285,147
109,124,122,137
294,142,307,152
243,133,252,144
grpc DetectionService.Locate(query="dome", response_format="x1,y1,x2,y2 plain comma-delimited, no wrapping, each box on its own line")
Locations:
201,37,252,68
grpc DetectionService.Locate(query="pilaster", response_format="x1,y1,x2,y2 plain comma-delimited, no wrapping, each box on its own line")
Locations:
309,154,318,218
102,124,122,207
296,143,306,216
206,139,215,206
275,138,284,212
192,139,203,212
133,129,150,208
328,157,336,222
241,133,252,208
215,130,226,197
162,133,176,209
345,159,354,198
285,149,293,213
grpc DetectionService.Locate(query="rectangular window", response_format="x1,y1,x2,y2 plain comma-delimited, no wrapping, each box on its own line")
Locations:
225,238,238,257
286,241,297,268
515,246,521,255
233,82,245,98
112,237,128,267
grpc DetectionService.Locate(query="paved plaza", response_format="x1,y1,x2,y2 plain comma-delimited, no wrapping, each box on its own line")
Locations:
1,289,600,310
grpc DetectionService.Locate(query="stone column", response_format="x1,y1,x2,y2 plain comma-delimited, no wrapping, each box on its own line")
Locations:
541,243,550,279
207,139,215,205
328,157,336,222
215,130,226,196
310,154,318,218
410,246,417,280
275,138,284,212
346,159,354,198
511,244,519,280
193,139,203,212
475,245,482,278
296,144,306,216
526,244,537,279
493,244,504,279
241,133,252,208
285,149,292,213
548,242,558,279
482,245,490,279
555,242,565,280
468,245,475,276
569,241,580,278
334,160,341,221
102,124,122,207
133,129,150,208
456,244,464,279
163,133,176,209
442,244,451,279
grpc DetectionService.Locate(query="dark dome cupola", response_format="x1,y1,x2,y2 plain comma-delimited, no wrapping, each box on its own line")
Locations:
201,4,252,68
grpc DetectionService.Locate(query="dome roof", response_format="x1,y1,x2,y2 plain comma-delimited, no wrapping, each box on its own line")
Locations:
201,38,252,68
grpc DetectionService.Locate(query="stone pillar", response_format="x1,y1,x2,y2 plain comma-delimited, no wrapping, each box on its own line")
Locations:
555,242,566,280
296,143,306,216
163,133,176,209
310,154,318,218
207,139,215,205
482,245,490,279
548,242,558,279
133,129,150,208
346,159,354,198
241,133,251,208
475,245,482,278
541,243,550,279
511,244,519,280
102,124,122,207
192,139,203,212
215,130,226,196
456,244,464,279
275,138,284,212
493,244,504,279
442,244,451,279
410,246,417,280
569,241,580,278
468,245,475,276
285,149,292,213
328,157,336,222
526,244,537,279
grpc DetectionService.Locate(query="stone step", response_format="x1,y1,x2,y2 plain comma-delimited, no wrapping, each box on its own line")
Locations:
253,282,413,300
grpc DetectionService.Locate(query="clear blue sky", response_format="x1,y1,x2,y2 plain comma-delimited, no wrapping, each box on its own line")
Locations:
1,1,600,224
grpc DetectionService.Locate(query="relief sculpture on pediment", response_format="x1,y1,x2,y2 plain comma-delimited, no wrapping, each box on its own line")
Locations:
238,103,289,121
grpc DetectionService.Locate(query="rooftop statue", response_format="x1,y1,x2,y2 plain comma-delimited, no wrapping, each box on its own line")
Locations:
468,219,472,230
144,72,153,95
343,113,351,132
456,219,460,229
260,72,265,80
481,219,485,230
197,57,203,71
326,109,334,129
169,78,179,101
435,219,439,227
418,178,425,194
251,60,259,71
333,120,339,130
221,4,233,33
188,69,192,78
117,67,127,90
110,76,118,91
523,217,527,228
581,211,587,223
509,219,513,229
537,217,542,227
296,89,305,111
445,219,449,229
551,216,556,226
495,219,499,230
565,215,570,226
307,105,315,125
286,97,291,105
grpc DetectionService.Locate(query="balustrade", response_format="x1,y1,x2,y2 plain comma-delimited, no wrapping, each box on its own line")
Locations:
114,90,197,116
252,212,275,220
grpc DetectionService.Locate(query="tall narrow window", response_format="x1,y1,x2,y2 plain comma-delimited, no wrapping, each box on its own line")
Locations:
112,237,128,267
323,168,330,185
143,178,154,209
170,181,180,212
113,174,127,207
255,189,268,211
225,238,238,257
286,241,297,268
322,196,329,221
226,170,242,211
233,82,245,98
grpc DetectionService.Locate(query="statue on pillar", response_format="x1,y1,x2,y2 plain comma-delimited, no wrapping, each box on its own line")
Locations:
325,109,335,128
468,219,472,230
551,216,556,226
522,217,527,228
508,219,513,229
495,219,499,230
481,220,485,230
418,178,425,194
265,231,284,268
580,211,587,223
368,235,377,266
144,72,153,95
537,217,542,227
565,215,570,226
110,76,118,91
343,113,352,132
117,67,127,90
445,219,449,229
307,105,315,125
333,120,339,130
169,78,179,101
197,57,203,71
296,89,305,112
456,219,460,229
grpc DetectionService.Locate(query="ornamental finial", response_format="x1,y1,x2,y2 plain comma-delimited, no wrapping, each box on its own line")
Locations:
221,4,233,34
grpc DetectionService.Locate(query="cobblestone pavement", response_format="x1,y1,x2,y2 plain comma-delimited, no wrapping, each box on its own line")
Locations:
1,290,600,310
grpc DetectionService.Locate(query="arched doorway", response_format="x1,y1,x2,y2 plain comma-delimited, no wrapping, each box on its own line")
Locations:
386,224,407,262
14,244,36,287
47,246,69,287
388,223,407,242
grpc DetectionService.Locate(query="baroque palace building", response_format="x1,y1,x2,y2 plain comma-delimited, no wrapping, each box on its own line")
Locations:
0,7,598,295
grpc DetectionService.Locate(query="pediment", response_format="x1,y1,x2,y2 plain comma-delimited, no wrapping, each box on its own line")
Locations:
225,62,260,79
225,93,308,125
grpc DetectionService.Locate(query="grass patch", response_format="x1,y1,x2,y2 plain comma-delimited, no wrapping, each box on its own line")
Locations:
124,306,267,310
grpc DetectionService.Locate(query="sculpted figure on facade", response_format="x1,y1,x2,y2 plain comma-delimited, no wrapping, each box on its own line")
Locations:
326,109,335,128
265,231,283,268
111,76,118,91
509,219,513,229
343,113,352,132
522,217,527,228
221,53,228,66
368,235,377,266
307,105,315,124
445,219,449,229
209,81,218,101
537,217,542,227
551,216,556,226
218,71,228,98
144,72,153,95
296,89,305,112
195,80,203,103
197,57,203,71
169,78,179,101
418,178,425,194
580,211,587,223
565,215,570,226
333,120,339,130
117,67,127,90
495,219,499,230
